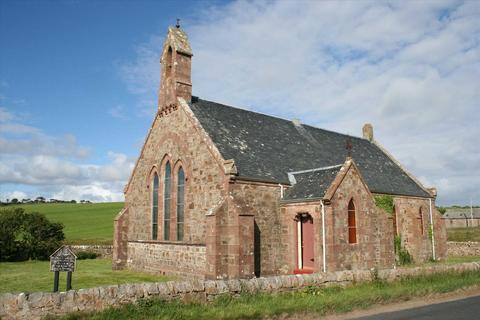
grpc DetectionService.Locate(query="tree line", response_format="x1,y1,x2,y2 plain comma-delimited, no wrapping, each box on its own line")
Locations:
0,197,92,206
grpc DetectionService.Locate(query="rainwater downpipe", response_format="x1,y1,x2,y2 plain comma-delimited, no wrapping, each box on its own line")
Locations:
321,200,327,273
429,198,436,261
278,184,284,199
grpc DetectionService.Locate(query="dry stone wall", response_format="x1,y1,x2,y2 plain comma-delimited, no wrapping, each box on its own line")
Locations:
1,262,479,320
447,241,480,257
70,245,113,258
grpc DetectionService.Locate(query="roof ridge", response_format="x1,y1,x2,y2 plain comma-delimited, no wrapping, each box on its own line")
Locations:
192,97,364,140
287,164,343,185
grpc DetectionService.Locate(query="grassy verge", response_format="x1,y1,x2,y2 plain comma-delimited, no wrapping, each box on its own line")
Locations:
56,269,480,320
0,258,170,293
7,202,124,245
448,226,480,242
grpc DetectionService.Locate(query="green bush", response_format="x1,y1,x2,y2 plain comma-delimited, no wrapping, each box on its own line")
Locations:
0,208,64,261
374,195,394,214
393,235,413,265
76,251,98,260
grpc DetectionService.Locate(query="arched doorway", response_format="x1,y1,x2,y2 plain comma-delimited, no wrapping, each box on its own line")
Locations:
294,213,314,273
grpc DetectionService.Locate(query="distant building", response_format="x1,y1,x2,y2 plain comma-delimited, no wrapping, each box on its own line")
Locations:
443,208,480,228
112,25,447,280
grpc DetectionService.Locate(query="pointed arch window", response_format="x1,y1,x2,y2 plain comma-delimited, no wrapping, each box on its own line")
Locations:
418,207,424,235
176,167,185,241
151,173,159,240
348,199,357,244
163,162,172,240
166,47,173,79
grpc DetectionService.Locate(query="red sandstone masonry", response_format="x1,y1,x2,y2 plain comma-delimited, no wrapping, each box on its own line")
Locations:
1,262,479,320
126,241,206,279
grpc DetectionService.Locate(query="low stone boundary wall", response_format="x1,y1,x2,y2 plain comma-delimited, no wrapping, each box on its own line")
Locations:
447,241,480,257
1,262,479,320
69,245,113,258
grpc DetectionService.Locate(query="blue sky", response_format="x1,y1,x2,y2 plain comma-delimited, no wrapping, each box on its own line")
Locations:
1,0,213,161
1,0,479,205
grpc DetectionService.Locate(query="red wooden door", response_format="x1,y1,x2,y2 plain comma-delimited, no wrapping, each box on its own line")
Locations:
302,218,314,269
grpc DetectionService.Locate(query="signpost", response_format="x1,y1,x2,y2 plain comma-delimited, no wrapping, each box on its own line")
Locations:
50,245,77,292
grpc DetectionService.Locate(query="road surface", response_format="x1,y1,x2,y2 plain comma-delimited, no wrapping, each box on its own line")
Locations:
354,295,480,320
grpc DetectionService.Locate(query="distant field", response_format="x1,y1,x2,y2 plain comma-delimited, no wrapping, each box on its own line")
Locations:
447,226,480,242
0,258,170,293
5,202,124,245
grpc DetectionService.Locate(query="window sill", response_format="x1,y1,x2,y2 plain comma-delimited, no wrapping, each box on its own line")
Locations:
129,239,206,246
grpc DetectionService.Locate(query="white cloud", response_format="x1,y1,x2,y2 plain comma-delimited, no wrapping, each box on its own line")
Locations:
3,191,27,201
0,108,134,202
119,0,480,205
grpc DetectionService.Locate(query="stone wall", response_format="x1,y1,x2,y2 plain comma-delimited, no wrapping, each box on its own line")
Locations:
230,181,284,277
281,202,321,274
126,241,206,279
328,164,395,271
70,245,113,258
1,262,478,320
393,197,447,263
447,241,480,257
123,103,226,244
444,218,480,229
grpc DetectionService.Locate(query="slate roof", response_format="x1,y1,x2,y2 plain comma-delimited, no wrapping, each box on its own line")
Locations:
283,166,342,201
189,97,431,199
443,208,480,219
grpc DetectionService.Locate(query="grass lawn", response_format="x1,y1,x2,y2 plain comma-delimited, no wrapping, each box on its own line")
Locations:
448,226,480,242
0,258,170,293
6,202,124,245
57,270,480,320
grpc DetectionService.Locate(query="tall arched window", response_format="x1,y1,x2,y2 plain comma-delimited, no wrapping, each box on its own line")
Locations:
348,199,357,244
176,167,185,241
418,207,424,235
151,173,159,240
163,162,172,240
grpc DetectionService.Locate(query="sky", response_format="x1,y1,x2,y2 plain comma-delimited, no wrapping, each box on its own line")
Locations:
0,0,479,206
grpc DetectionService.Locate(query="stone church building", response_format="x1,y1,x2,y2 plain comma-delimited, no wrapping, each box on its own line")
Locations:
113,25,447,280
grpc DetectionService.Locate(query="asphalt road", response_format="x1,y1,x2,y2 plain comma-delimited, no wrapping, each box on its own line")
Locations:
354,295,480,320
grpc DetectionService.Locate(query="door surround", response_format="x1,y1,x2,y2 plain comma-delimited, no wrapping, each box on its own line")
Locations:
294,212,314,274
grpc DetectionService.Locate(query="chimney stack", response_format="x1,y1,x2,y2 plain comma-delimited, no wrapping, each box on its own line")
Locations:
362,123,374,142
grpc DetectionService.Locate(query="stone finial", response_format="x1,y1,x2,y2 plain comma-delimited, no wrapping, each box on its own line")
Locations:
362,123,374,142
224,159,238,177
427,187,437,197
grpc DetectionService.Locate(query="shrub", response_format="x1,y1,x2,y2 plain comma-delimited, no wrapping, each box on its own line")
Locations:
0,208,64,261
374,195,394,214
76,251,98,260
393,234,413,265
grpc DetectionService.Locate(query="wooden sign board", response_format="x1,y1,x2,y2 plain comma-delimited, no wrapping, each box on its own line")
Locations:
50,245,77,272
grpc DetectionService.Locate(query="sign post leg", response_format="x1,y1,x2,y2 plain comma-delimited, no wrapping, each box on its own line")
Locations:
53,271,59,292
66,271,72,290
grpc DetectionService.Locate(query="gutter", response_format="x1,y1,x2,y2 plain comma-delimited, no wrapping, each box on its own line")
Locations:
429,198,436,260
321,200,327,272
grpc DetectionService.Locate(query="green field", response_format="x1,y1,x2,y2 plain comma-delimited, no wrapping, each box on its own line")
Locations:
448,226,480,242
0,258,170,293
6,203,124,245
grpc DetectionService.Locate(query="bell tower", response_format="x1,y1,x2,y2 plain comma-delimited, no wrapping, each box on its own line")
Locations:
158,22,193,115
